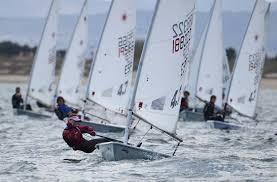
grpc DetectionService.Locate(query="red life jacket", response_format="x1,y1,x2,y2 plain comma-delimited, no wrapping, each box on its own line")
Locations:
181,97,189,109
62,122,95,150
63,127,84,149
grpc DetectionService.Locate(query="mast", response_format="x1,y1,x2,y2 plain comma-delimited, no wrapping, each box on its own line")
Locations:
123,0,160,144
24,0,56,110
132,113,183,142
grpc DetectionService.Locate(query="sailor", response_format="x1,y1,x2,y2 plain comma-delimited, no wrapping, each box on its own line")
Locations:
180,91,190,112
222,93,232,116
203,95,224,121
54,96,77,120
62,116,110,153
11,87,32,110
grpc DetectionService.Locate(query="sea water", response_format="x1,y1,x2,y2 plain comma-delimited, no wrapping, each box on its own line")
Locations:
0,83,276,181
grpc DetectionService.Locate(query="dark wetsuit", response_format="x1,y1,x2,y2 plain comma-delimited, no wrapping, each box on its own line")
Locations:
203,102,223,121
62,122,109,153
12,94,32,110
12,94,24,109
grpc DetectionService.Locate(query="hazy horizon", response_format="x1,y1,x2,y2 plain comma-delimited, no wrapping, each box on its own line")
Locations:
0,10,276,57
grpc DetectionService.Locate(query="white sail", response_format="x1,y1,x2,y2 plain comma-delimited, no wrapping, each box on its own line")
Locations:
227,0,270,118
86,0,136,114
27,0,59,106
196,0,223,108
187,6,211,107
57,0,88,106
133,0,196,134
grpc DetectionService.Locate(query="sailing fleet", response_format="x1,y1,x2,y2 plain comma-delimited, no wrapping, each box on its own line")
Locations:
12,0,272,161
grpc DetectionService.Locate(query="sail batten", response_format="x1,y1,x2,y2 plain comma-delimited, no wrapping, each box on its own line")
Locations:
227,0,270,118
56,0,88,107
27,0,59,107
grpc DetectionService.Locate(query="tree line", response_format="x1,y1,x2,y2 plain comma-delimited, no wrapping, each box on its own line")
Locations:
0,40,276,63
0,41,36,57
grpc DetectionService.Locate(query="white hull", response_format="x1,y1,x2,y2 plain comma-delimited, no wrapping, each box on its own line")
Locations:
207,120,240,130
97,142,169,161
179,110,204,122
13,109,52,119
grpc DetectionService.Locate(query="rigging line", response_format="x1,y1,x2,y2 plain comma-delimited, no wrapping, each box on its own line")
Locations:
136,125,152,147
172,142,181,156
233,112,261,126
253,113,262,126
95,134,123,143
86,98,127,117
126,119,141,138
132,112,183,142
132,119,141,130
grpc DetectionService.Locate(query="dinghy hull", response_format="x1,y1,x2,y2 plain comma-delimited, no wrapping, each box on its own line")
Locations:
79,121,125,134
97,142,170,161
13,109,52,119
179,110,204,121
208,120,240,130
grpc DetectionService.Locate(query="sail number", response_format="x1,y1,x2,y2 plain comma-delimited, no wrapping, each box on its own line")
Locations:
118,30,135,59
249,90,256,102
170,86,182,108
172,13,193,54
249,52,261,71
117,81,128,96
118,30,135,76
170,90,179,108
249,51,263,85
48,46,56,64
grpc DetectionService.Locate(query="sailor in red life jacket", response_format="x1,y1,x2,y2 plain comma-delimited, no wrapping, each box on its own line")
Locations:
62,116,110,153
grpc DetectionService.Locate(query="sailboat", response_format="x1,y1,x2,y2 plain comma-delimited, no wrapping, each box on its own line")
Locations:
209,0,271,130
56,0,88,108
97,0,196,161
180,0,226,121
79,0,136,134
14,0,59,118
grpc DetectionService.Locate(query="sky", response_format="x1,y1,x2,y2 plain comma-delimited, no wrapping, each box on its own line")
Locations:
0,0,276,17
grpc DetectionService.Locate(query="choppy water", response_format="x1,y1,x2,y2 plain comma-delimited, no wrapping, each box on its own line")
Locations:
0,83,276,181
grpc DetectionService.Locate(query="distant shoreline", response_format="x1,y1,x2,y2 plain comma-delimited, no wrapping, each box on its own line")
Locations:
0,74,276,90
